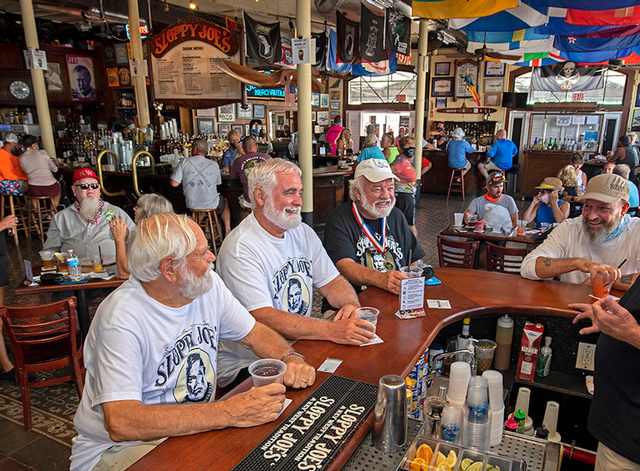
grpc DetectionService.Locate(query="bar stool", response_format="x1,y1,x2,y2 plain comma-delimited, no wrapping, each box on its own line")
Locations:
190,209,224,256
447,168,466,201
25,195,57,246
0,193,28,245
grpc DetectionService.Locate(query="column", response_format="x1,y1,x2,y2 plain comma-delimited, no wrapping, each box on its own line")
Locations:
128,0,150,128
413,20,429,176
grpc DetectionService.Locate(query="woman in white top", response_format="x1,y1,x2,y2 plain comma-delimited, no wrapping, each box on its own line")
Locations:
556,152,587,200
19,134,61,208
336,128,354,157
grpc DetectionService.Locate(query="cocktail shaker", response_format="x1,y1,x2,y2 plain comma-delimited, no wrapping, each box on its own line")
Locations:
372,374,407,453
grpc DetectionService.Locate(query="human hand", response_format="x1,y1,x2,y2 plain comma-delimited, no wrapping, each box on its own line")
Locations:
282,356,316,389
329,317,376,345
333,303,360,321
570,298,640,343
581,261,620,287
569,302,600,335
549,191,559,204
532,194,541,204
109,216,128,241
0,215,18,232
223,383,286,427
381,270,408,295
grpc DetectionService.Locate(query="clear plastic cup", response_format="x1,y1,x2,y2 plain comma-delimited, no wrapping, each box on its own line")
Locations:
592,273,611,299
447,361,471,404
516,219,527,236
248,359,287,387
474,339,497,373
39,250,56,271
454,212,464,227
400,266,423,278
355,307,379,334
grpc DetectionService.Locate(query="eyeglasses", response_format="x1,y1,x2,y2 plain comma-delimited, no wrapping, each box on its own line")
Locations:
74,183,100,190
489,174,506,183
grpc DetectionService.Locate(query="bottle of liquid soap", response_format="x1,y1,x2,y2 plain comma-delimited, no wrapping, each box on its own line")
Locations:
536,336,552,377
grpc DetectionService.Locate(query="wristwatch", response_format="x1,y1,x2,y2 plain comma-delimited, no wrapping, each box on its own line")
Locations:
281,350,305,362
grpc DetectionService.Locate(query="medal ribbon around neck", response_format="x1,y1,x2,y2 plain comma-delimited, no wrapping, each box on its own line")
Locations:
352,202,386,253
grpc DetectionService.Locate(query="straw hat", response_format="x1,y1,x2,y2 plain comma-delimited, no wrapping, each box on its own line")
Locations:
535,177,564,192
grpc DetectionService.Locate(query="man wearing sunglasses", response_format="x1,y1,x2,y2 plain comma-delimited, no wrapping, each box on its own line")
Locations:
44,168,135,265
463,170,519,226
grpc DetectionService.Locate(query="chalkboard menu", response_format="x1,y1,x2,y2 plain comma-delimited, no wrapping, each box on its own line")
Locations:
232,375,377,471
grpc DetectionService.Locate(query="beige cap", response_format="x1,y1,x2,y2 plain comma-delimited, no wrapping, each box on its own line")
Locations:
354,158,399,182
536,177,564,192
578,173,629,204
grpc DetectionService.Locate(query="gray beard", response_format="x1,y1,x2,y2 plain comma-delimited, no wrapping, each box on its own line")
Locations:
359,196,395,219
264,196,301,231
178,263,214,299
582,218,620,244
79,198,100,221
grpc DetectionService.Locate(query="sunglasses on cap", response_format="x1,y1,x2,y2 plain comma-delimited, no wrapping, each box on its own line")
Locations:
489,174,506,183
74,183,100,190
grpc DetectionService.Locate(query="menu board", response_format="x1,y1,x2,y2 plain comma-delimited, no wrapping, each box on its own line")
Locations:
232,376,377,471
151,40,241,100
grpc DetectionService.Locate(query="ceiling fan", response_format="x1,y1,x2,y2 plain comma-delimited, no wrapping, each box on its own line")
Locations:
473,32,522,62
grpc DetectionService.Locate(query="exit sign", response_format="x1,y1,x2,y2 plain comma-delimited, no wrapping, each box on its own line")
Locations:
573,92,584,101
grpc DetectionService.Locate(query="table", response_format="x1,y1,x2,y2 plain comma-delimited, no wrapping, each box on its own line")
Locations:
15,272,124,337
127,268,604,471
440,224,541,245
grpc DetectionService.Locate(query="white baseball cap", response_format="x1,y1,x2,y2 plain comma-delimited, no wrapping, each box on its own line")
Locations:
354,158,399,183
4,133,18,143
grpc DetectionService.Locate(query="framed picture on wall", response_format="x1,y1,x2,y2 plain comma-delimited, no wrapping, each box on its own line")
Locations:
232,124,244,136
431,77,454,97
455,59,478,98
321,93,329,107
253,104,265,119
219,124,230,136
217,104,235,122
435,62,450,76
435,97,447,108
114,43,128,64
311,111,317,122
331,91,340,101
484,62,505,77
312,93,320,107
67,55,97,102
44,63,64,91
237,103,253,119
196,118,214,135
636,84,640,107
330,101,340,110
484,94,501,106
317,111,329,125
484,78,504,94
632,109,640,130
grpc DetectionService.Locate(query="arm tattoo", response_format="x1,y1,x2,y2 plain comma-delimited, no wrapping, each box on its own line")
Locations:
543,258,551,267
620,275,633,285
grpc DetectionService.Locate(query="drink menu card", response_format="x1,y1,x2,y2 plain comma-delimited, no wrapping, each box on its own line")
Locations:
396,276,426,319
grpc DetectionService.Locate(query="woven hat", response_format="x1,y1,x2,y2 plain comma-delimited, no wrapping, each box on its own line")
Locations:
578,173,629,204
72,168,99,184
354,158,399,183
535,177,564,192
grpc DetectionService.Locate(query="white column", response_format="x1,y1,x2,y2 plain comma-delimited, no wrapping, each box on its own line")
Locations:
296,0,313,223
413,20,429,176
19,0,56,158
128,0,150,128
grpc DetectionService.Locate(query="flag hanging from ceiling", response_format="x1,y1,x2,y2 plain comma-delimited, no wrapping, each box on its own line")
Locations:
412,0,516,19
554,25,640,52
467,29,552,53
449,0,547,32
551,48,633,63
385,8,411,56
243,12,282,64
529,0,640,10
534,8,617,35
531,63,604,91
328,29,397,76
336,11,360,64
312,32,328,70
566,7,640,26
279,34,294,69
361,4,387,63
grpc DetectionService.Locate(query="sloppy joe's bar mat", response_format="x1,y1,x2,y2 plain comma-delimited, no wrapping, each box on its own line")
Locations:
232,375,377,471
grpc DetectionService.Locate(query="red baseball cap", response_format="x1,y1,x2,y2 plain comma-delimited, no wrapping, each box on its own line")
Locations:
72,168,99,184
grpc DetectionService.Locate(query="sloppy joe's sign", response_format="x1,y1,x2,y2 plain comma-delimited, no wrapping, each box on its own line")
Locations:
151,19,238,58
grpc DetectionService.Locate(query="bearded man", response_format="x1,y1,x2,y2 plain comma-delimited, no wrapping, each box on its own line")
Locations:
323,158,425,299
216,158,373,390
45,168,135,264
521,173,640,291
0,132,28,193
71,214,315,471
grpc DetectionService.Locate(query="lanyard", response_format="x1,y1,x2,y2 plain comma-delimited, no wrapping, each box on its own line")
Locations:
352,202,386,253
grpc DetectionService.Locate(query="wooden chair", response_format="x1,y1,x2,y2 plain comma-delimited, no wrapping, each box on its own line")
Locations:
190,209,224,256
437,235,479,269
486,242,532,274
25,195,57,246
0,298,84,430
447,168,466,201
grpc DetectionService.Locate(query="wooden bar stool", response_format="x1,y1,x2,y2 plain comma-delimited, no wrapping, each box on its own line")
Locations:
25,195,57,246
190,209,224,256
447,168,466,201
0,193,28,245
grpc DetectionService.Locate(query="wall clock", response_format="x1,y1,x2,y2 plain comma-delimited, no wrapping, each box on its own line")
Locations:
9,80,30,100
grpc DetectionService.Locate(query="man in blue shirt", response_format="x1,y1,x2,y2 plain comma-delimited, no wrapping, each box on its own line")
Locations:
613,164,639,216
222,129,244,173
478,129,518,180
446,128,474,177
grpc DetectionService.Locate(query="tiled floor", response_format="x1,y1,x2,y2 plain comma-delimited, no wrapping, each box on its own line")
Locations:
0,190,527,470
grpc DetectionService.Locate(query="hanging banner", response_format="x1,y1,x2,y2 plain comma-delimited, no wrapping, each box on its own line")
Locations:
151,19,238,57
243,12,282,64
312,31,328,70
337,11,360,64
531,62,604,91
385,8,411,56
360,4,387,63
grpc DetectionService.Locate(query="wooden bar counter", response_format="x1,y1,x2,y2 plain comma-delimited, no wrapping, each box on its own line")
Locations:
521,150,573,196
128,268,602,471
420,150,487,196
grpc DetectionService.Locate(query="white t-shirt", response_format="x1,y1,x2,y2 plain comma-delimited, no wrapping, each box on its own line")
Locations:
215,213,339,386
70,272,255,471
520,215,640,284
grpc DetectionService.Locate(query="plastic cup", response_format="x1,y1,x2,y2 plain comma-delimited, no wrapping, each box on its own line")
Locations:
447,361,471,404
592,273,611,299
454,212,464,227
39,250,56,271
55,252,68,274
356,307,380,334
400,266,422,278
475,220,485,232
474,339,497,373
248,359,287,387
516,219,527,236
540,222,551,233
92,254,103,272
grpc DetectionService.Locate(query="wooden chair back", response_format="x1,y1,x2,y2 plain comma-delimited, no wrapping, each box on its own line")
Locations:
486,242,532,274
0,297,84,430
437,235,479,269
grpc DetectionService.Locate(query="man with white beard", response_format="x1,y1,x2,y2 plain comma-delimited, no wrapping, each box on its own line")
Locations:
323,158,425,299
521,173,640,290
45,168,135,264
216,158,372,390
71,214,315,471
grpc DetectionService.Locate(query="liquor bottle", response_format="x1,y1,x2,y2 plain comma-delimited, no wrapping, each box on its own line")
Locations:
457,317,472,351
532,137,538,150
537,138,542,150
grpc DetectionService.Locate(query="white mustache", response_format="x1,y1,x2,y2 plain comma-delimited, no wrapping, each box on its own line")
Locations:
285,206,301,214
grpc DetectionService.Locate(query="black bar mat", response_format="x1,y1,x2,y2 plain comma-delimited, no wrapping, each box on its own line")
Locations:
232,375,378,471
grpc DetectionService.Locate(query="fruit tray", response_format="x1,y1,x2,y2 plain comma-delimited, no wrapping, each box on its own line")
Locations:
398,434,526,471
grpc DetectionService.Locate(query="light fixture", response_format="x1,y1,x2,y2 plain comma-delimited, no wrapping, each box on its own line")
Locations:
189,1,197,10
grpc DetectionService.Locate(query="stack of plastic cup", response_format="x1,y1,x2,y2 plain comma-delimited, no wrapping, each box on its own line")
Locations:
462,376,490,450
543,401,561,443
447,361,471,405
482,370,505,446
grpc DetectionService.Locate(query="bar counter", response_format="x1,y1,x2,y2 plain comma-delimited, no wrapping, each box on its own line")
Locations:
127,268,602,471
420,150,487,196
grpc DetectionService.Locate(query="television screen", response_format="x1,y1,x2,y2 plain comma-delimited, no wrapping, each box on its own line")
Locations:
502,92,528,108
